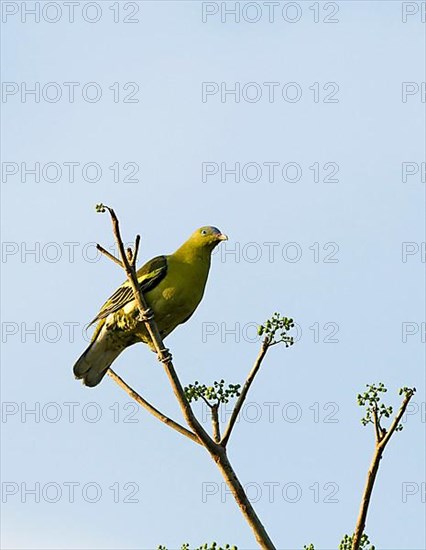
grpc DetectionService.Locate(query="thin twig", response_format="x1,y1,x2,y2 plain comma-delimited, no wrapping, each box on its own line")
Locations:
221,340,269,447
132,234,140,269
351,389,415,550
108,369,200,445
200,394,212,409
96,243,124,267
380,391,414,448
372,406,381,443
211,404,220,443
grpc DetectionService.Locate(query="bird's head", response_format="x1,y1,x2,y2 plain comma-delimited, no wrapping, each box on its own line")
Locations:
190,226,228,251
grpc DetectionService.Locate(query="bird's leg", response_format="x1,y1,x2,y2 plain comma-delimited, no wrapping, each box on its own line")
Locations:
158,348,173,363
138,308,154,322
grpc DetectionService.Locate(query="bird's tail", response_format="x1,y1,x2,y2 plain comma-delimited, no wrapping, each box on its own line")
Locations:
73,325,125,387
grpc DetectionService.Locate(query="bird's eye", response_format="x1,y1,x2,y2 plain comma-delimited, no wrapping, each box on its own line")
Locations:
201,229,207,236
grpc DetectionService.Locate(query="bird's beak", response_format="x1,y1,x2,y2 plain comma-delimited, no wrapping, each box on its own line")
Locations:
217,233,228,241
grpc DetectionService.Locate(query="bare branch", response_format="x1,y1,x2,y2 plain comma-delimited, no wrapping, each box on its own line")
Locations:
372,406,381,443
215,449,276,549
221,340,269,447
96,243,124,267
108,369,200,445
211,404,220,443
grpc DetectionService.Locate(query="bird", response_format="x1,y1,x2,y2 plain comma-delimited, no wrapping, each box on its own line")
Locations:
73,226,228,387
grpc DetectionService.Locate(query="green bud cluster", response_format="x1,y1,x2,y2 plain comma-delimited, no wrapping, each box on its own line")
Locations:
184,380,241,405
95,203,106,213
399,386,416,397
357,383,415,432
357,382,391,427
339,533,375,550
258,312,295,347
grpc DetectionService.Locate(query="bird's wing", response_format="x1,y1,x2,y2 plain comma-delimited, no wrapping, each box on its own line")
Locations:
89,255,168,325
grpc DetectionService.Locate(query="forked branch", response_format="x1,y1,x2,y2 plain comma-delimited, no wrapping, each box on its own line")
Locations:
94,204,280,549
351,385,416,550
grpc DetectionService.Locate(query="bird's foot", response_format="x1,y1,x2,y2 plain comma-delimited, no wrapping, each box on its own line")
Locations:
158,348,172,364
139,308,154,323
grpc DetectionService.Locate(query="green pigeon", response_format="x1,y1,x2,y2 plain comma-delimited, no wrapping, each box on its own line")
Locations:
73,226,228,387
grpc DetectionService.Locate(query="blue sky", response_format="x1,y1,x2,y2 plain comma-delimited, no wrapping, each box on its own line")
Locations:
1,1,425,549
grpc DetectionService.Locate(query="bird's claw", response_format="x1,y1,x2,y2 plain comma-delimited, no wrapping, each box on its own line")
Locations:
158,348,172,363
139,308,154,323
